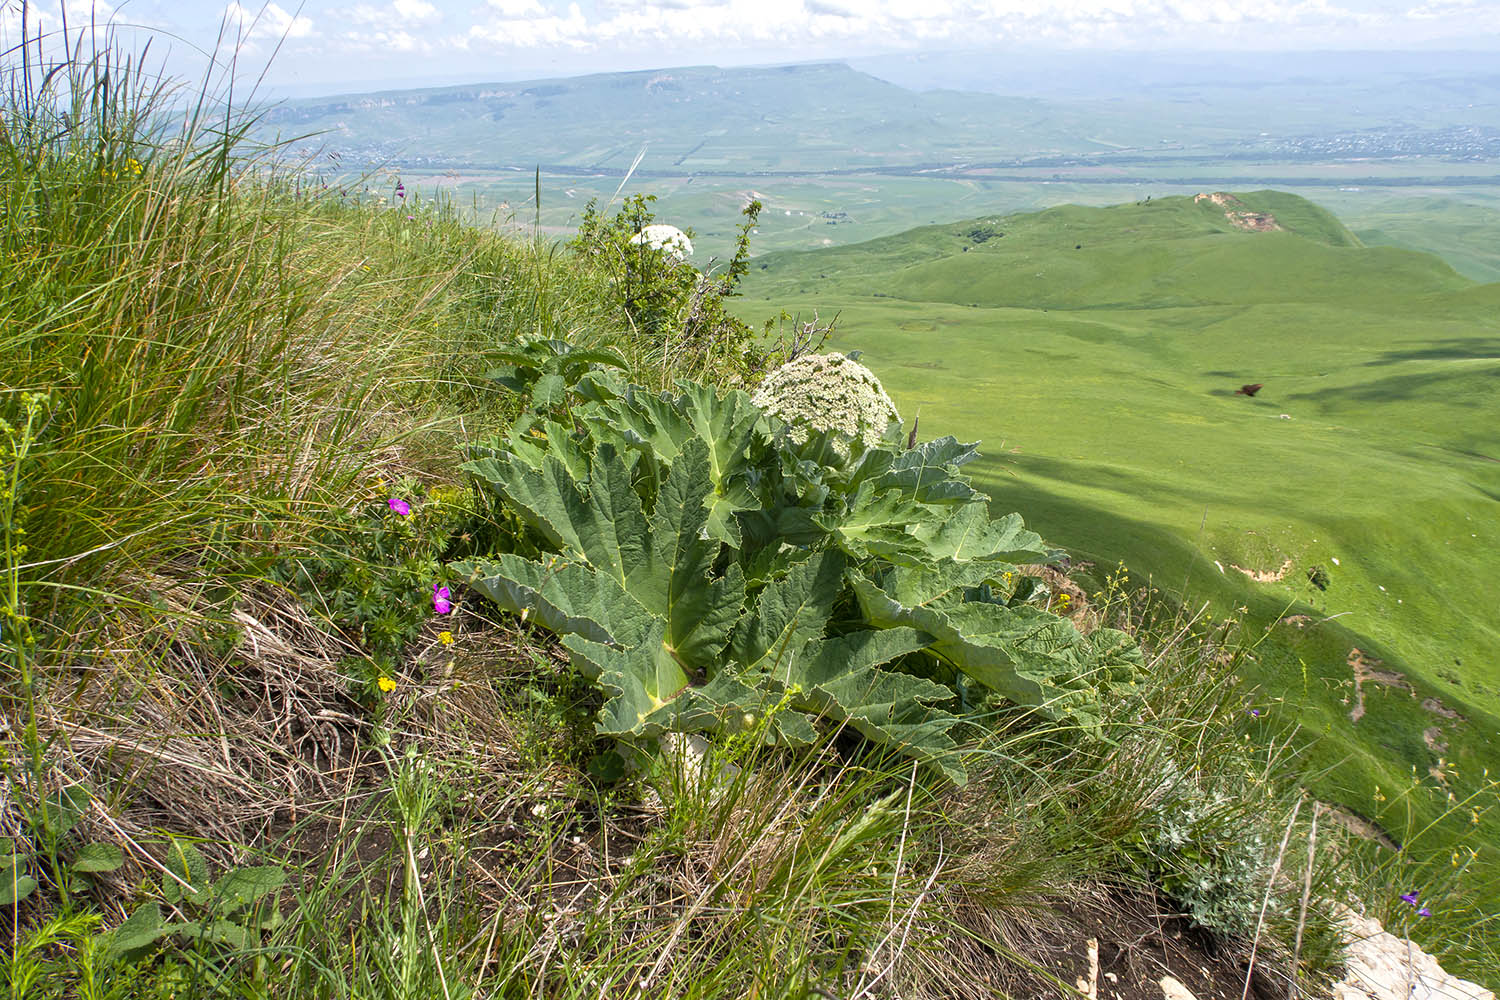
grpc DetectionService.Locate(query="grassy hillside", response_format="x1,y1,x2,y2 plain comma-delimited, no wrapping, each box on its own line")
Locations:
739,192,1500,965
4,33,1495,995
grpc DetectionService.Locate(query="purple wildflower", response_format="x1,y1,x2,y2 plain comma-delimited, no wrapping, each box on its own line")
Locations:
387,497,411,516
395,182,405,200
406,214,414,220
1400,891,1420,906
1247,708,1260,718
1417,907,1431,918
432,583,453,615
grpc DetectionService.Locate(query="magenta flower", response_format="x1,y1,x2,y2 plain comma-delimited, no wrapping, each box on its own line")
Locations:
432,583,453,615
387,497,411,516
395,182,405,200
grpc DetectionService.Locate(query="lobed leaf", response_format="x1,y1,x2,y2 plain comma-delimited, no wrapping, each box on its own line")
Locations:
456,553,652,650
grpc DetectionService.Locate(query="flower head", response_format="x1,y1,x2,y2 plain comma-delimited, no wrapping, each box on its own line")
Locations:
388,497,411,516
1417,907,1431,918
438,630,454,646
432,583,453,615
751,353,901,454
1400,891,1420,906
629,224,693,263
395,182,405,200
377,676,397,692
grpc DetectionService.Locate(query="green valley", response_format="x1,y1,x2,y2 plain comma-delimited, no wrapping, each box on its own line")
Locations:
738,191,1500,950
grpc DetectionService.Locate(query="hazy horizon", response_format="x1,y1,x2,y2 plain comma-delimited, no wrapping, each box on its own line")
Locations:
5,0,1500,100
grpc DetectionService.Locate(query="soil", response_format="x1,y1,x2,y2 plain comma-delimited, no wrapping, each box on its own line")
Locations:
1194,192,1283,233
1230,558,1295,584
1014,889,1279,1000
1347,647,1412,723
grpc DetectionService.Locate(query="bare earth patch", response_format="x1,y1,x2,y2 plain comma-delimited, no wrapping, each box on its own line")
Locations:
1230,558,1295,584
1346,647,1413,723
1194,192,1283,232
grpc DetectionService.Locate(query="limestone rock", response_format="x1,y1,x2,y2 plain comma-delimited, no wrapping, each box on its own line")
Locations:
1333,909,1493,1000
1159,974,1198,1000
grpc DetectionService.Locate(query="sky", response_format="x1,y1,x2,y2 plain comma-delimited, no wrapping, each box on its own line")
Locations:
3,0,1499,96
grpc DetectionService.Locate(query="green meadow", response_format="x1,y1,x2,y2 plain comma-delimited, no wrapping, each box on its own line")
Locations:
739,191,1500,930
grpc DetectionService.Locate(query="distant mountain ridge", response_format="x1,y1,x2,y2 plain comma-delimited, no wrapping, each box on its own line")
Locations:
255,62,1155,173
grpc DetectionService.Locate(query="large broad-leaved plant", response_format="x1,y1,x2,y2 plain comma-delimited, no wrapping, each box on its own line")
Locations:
454,376,1141,781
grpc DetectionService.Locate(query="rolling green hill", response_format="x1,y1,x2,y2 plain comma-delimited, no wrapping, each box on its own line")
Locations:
738,192,1500,926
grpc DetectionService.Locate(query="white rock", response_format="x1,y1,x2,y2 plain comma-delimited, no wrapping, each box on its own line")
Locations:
1159,974,1197,1000
1333,908,1494,1000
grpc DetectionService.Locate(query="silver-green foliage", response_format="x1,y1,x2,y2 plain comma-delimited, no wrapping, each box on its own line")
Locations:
456,375,1142,781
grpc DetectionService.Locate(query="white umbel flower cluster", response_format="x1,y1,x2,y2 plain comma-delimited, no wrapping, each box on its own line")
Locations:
628,224,694,263
751,353,901,451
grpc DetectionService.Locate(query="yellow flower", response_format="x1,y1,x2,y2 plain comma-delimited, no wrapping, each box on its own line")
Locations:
377,676,397,692
125,158,142,175
438,630,454,646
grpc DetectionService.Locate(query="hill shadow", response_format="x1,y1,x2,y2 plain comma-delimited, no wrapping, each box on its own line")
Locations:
1362,338,1500,366
1284,367,1497,405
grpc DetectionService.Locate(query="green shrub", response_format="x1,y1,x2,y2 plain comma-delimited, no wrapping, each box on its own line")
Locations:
569,193,770,387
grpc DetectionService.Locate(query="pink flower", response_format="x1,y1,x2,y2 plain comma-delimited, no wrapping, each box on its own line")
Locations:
432,583,453,615
388,497,411,516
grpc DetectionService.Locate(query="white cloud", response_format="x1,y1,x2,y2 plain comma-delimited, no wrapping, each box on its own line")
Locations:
224,2,315,40
446,0,1395,57
393,0,441,21
485,0,547,16
1,1,121,45
342,0,441,26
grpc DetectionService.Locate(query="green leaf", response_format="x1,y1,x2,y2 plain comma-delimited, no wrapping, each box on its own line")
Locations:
642,438,743,667
169,919,255,949
586,381,763,544
872,558,1014,608
816,482,929,564
104,903,168,963
852,577,1131,730
782,628,966,782
465,453,590,554
530,372,568,409
731,550,844,670
1,853,37,906
456,553,652,650
42,784,91,840
71,842,124,873
161,842,209,905
586,751,627,784
213,866,285,909
0,875,38,906
911,503,1048,564
565,626,693,735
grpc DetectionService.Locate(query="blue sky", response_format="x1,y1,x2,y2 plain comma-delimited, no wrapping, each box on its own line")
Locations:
4,0,1499,94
